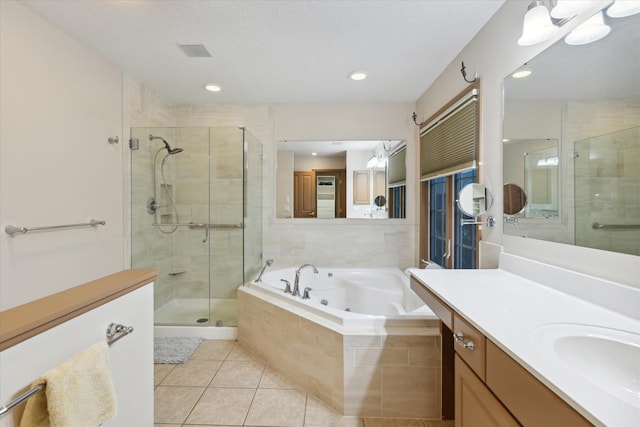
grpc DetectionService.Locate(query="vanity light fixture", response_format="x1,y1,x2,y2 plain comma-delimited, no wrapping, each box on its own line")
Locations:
519,0,635,47
518,1,559,46
550,0,598,19
204,84,221,92
564,11,611,45
348,71,367,81
606,0,640,17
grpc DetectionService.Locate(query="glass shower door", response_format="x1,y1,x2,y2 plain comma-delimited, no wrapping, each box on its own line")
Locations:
574,126,640,256
130,127,212,326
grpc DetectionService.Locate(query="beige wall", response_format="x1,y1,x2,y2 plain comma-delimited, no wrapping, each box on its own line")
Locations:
0,1,125,310
268,103,419,270
416,0,639,287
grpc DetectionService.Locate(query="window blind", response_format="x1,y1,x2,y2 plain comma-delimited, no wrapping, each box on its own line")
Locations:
387,145,407,187
420,91,478,181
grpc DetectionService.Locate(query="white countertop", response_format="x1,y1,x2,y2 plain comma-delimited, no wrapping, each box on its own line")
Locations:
408,254,640,427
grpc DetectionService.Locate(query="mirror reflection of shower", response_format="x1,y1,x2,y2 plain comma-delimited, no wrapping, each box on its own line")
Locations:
147,134,183,233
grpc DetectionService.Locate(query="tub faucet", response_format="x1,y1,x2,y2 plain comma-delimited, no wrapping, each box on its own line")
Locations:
293,264,318,297
255,259,273,282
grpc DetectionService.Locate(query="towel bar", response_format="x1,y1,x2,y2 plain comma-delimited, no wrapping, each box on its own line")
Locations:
0,321,133,417
0,386,43,416
5,219,106,236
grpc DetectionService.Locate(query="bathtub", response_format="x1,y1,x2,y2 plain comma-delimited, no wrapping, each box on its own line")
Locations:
237,266,442,419
245,267,435,329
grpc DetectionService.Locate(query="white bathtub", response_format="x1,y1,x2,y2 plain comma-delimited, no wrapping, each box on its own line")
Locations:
237,266,441,418
244,267,436,330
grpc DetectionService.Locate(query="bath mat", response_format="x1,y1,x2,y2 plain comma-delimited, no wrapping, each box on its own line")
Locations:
154,337,203,364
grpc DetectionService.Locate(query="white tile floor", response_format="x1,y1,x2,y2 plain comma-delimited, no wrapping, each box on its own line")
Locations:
154,340,454,427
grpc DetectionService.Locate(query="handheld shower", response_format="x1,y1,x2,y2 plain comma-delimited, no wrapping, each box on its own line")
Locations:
149,134,183,154
147,134,183,233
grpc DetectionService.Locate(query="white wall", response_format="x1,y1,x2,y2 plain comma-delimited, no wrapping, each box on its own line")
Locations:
416,0,639,287
276,150,294,218
0,1,125,310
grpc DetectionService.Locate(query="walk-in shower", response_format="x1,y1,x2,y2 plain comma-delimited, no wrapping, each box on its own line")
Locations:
130,127,263,333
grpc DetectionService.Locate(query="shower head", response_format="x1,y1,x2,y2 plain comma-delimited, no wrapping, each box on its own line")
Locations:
149,134,183,155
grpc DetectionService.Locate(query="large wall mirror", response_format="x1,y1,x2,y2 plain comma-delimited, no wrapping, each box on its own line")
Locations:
503,7,640,256
276,140,406,219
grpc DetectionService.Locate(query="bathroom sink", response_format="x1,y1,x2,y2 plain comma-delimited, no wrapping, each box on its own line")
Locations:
532,323,640,409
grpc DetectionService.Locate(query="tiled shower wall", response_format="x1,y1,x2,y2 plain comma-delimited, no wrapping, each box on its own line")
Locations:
564,98,640,255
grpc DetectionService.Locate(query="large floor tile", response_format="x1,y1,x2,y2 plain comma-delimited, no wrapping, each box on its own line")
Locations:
244,388,306,427
190,339,235,360
259,365,302,389
227,342,264,362
363,418,426,427
154,386,205,424
154,364,175,386
160,359,222,387
305,395,364,427
185,387,256,425
210,359,265,388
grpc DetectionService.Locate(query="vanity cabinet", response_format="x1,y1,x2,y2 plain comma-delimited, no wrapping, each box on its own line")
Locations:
455,354,520,427
410,277,593,427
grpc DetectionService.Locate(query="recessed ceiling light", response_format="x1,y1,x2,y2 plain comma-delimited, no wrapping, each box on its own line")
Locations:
204,84,221,92
512,70,532,79
311,152,317,156
348,71,367,81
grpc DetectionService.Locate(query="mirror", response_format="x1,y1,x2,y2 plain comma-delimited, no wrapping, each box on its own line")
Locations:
374,195,386,208
503,138,557,219
275,140,406,219
503,9,640,256
503,183,527,216
457,183,493,217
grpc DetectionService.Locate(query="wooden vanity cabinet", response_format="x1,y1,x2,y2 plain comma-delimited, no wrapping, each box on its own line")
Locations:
410,277,594,427
455,354,520,427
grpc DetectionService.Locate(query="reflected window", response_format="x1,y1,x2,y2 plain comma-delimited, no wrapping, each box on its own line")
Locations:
454,170,477,269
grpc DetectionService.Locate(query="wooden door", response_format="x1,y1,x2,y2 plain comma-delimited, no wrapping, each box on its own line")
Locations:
293,171,316,218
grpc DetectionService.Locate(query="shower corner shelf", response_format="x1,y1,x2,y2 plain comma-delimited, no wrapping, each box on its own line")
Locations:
168,269,186,276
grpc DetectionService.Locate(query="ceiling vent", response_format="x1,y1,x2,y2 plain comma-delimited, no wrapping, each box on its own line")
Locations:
177,44,212,58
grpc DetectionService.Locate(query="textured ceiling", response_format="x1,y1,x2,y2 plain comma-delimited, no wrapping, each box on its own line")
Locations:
21,0,505,105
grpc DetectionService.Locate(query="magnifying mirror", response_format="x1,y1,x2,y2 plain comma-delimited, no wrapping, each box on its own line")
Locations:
374,195,386,208
457,183,495,228
457,183,494,217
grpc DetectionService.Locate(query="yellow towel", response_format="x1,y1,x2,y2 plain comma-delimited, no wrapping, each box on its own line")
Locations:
20,341,117,427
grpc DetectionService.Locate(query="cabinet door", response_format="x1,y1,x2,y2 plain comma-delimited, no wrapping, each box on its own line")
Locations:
455,355,521,427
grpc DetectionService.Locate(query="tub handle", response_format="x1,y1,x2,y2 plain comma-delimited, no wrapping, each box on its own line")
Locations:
453,332,475,351
281,279,292,294
302,287,312,299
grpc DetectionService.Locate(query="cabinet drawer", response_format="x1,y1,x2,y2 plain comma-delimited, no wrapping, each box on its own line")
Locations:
486,341,592,427
453,314,486,381
410,277,453,329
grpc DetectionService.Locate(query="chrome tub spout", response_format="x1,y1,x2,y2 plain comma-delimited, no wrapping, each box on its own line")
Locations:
293,264,318,297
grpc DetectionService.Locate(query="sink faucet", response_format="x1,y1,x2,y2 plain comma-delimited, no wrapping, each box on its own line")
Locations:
255,259,273,282
293,264,318,297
